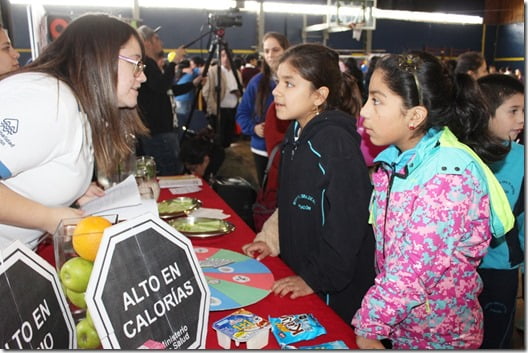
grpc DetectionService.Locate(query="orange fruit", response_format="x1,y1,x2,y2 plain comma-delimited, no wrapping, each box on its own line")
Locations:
72,216,112,261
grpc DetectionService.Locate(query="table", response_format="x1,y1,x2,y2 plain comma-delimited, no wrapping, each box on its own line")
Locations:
37,180,358,349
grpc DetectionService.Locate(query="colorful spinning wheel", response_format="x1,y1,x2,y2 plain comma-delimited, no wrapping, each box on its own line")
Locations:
193,247,274,311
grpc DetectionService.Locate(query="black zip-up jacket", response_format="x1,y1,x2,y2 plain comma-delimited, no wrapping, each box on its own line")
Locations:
278,109,376,324
138,56,194,135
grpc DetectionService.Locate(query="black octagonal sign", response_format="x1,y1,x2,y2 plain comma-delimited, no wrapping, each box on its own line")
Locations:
85,214,210,349
1,241,75,349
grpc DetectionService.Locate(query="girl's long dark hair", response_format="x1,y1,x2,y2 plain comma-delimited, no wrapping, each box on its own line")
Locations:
376,51,508,163
255,32,289,119
3,13,148,175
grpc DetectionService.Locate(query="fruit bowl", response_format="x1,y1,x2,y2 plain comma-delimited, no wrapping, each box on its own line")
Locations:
53,214,118,349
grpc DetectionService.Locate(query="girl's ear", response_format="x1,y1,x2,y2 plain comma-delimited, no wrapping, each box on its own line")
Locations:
408,105,427,129
314,86,329,106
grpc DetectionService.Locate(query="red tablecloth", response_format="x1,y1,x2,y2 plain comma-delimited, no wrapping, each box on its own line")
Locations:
37,180,358,349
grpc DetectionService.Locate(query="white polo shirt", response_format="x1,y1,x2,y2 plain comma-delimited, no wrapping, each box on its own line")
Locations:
220,66,239,109
0,73,94,250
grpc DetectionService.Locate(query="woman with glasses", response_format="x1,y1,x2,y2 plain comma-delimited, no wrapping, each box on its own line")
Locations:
0,13,148,251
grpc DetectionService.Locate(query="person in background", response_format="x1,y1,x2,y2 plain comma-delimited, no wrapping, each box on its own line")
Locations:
455,50,488,80
190,55,205,74
513,69,523,82
363,55,380,98
174,59,199,128
352,52,514,349
342,62,386,170
202,48,242,148
477,73,524,349
488,65,497,74
251,101,290,232
340,57,366,103
0,13,148,250
155,50,166,71
233,55,244,73
443,58,457,77
243,43,375,324
180,128,225,183
0,24,20,75
241,53,260,87
236,32,289,186
136,24,203,175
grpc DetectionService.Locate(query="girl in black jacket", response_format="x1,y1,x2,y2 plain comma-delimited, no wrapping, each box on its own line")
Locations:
243,44,375,324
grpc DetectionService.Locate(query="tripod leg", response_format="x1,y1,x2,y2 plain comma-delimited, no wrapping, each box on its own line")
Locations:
180,39,217,146
221,40,244,94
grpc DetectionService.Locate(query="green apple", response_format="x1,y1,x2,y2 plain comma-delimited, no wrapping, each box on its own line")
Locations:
76,318,100,349
60,257,93,293
66,288,87,309
86,311,94,328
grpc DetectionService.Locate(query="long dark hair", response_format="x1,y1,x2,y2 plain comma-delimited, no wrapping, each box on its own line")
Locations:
376,51,508,163
278,43,343,111
455,51,485,75
340,71,363,118
3,13,148,175
255,32,289,119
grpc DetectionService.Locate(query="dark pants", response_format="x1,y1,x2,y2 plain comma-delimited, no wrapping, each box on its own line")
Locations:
220,107,237,148
478,268,519,349
253,153,268,187
139,132,183,176
209,107,237,148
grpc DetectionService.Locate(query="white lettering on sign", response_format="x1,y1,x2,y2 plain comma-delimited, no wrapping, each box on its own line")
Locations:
123,275,161,312
32,299,51,329
37,332,54,349
122,280,195,339
161,262,181,285
3,299,52,349
162,325,189,349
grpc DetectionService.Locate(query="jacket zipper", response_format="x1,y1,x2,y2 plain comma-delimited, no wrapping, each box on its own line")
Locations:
382,163,396,263
381,162,431,315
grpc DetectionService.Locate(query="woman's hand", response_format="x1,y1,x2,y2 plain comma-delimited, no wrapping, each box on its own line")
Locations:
45,207,84,234
170,46,186,64
254,122,265,138
272,275,314,299
356,336,385,349
76,182,105,207
242,240,271,261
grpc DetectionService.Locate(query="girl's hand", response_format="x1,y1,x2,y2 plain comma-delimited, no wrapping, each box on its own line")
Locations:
356,336,385,349
242,241,271,260
254,123,265,138
76,182,105,207
272,275,314,299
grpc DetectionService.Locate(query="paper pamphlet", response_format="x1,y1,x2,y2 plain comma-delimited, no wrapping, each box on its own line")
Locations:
81,175,158,220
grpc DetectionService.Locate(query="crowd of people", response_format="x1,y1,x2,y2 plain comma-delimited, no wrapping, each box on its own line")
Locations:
0,13,524,350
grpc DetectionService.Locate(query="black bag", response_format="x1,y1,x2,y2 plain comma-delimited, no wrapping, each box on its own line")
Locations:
211,177,257,230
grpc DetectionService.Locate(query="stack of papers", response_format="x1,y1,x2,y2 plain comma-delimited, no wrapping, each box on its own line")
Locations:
157,175,203,195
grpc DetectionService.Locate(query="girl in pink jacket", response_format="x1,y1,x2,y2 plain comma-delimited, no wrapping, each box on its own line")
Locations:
352,52,514,349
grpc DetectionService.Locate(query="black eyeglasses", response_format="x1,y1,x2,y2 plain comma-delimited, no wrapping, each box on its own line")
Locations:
118,55,146,77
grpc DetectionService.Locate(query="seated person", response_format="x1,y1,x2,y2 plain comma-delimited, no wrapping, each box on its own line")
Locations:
180,129,225,182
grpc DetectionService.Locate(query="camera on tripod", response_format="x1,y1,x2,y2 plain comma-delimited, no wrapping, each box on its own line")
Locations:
208,8,243,28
